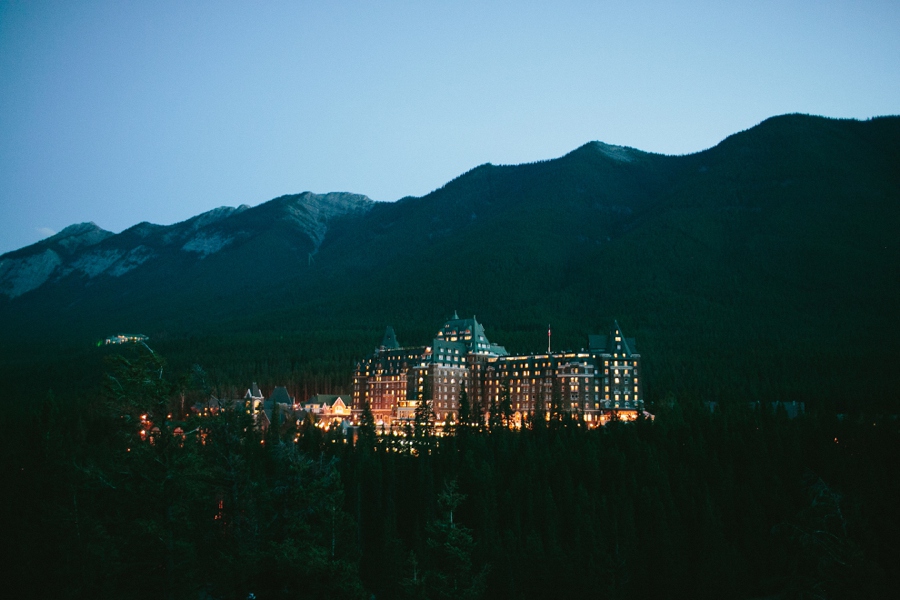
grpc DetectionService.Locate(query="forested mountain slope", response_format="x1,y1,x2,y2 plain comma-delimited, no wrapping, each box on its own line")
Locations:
1,114,898,412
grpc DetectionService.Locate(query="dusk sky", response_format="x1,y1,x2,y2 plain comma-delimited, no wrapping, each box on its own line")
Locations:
1,1,897,254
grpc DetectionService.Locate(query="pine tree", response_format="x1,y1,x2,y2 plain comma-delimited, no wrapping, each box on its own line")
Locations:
549,376,564,426
532,379,548,430
499,378,513,428
488,391,502,432
458,381,471,429
359,398,377,451
415,479,488,600
413,378,434,453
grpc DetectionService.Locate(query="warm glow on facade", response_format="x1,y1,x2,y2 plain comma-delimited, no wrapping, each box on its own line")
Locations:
352,317,644,429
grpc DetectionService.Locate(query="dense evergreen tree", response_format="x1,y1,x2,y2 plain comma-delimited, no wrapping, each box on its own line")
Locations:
4,345,900,599
457,381,471,430
414,382,435,453
498,379,513,428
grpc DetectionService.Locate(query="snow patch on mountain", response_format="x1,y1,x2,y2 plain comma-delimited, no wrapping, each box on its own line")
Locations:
182,232,234,257
129,222,163,238
592,142,638,163
109,246,155,276
191,206,241,230
69,249,124,278
52,222,112,252
0,249,62,298
284,192,373,253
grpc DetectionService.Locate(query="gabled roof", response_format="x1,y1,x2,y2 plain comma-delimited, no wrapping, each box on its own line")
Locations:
268,386,293,405
435,313,503,355
588,321,637,356
432,339,466,352
305,394,350,407
245,382,263,399
380,326,400,350
262,399,295,426
488,343,508,356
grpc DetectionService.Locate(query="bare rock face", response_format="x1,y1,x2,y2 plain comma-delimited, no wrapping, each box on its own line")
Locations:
279,192,374,253
0,248,63,298
0,222,113,297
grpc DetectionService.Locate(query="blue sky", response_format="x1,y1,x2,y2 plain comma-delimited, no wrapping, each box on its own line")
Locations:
1,0,898,254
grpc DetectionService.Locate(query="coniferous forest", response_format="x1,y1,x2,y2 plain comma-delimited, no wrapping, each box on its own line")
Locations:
3,345,897,600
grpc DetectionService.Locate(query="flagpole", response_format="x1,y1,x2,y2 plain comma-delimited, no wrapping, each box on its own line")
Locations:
547,324,551,354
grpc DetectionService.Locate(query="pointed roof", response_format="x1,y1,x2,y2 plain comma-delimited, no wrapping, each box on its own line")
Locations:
380,326,400,350
245,382,263,400
267,386,294,405
262,387,295,426
305,394,350,407
588,321,637,356
612,320,637,356
433,314,506,357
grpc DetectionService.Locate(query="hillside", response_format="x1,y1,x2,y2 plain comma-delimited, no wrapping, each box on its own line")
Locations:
1,114,898,412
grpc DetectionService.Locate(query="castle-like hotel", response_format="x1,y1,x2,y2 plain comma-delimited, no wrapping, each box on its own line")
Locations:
352,314,643,429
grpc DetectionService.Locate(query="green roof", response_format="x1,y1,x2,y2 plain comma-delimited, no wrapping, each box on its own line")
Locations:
380,326,400,350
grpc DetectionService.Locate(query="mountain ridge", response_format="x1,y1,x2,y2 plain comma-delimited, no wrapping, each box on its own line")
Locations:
1,113,898,412
0,191,373,299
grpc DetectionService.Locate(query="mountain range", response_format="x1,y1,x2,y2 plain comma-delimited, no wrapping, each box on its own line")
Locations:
1,114,898,411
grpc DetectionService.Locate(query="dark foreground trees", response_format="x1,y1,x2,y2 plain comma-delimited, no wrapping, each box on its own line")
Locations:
3,349,898,599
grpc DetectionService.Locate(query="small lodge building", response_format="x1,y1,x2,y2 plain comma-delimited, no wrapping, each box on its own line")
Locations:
103,333,149,345
301,394,353,421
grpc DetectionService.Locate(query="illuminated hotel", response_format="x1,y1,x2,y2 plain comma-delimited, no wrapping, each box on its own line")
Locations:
352,314,643,429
